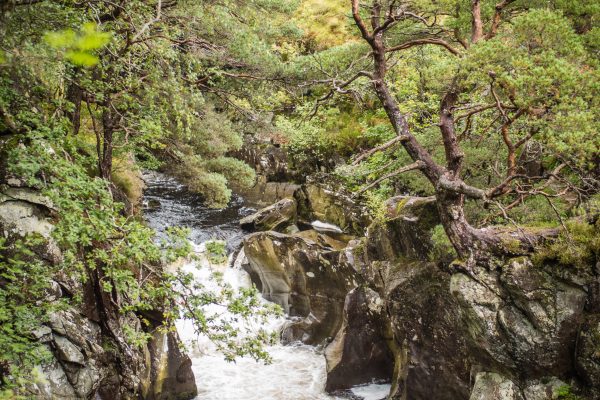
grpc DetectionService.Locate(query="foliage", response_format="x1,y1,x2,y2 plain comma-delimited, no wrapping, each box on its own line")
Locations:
294,0,353,49
429,225,458,261
363,187,392,222
44,22,111,67
555,384,584,400
532,217,600,269
0,235,57,389
1,129,279,392
283,0,600,242
205,240,228,264
1,0,300,208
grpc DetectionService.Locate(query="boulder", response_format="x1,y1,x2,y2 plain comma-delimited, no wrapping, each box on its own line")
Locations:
239,198,296,232
54,335,86,365
450,257,587,379
31,357,78,399
237,177,300,207
385,261,471,400
35,310,116,398
522,378,568,400
325,287,394,393
293,229,354,251
230,134,298,182
366,196,438,262
0,185,61,263
469,373,523,400
144,331,197,400
294,178,371,235
243,231,361,345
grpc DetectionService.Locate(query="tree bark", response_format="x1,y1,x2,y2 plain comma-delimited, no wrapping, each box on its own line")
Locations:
99,105,115,180
471,0,483,43
66,79,83,135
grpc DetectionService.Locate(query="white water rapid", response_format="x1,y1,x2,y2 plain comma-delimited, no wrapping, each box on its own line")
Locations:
142,172,391,400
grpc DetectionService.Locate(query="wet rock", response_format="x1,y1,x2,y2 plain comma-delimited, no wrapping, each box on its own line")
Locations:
325,287,394,392
239,198,296,232
30,357,78,399
237,178,300,207
243,231,360,345
0,185,62,262
230,134,298,182
48,310,103,353
32,325,53,343
54,335,86,365
144,331,197,400
575,315,600,398
522,377,567,400
294,178,371,235
469,372,523,400
366,196,438,262
385,261,471,400
294,229,354,251
450,257,587,379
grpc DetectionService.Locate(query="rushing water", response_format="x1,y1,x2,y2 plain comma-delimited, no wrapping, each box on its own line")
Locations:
142,171,391,400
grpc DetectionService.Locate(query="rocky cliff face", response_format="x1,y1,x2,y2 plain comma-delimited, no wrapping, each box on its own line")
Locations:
0,138,196,400
239,178,600,400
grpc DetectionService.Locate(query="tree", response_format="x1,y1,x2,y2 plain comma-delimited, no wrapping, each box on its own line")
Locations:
305,0,599,261
0,0,297,392
1,0,298,207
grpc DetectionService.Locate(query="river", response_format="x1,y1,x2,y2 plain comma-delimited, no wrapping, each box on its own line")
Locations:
142,171,391,400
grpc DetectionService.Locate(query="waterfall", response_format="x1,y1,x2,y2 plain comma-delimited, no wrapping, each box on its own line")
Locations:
143,171,390,400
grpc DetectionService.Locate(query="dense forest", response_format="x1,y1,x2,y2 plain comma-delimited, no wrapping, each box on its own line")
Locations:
0,0,599,399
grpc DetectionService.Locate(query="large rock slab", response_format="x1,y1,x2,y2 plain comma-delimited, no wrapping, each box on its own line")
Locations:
294,178,371,235
325,287,394,392
450,257,587,379
385,261,471,400
243,231,360,345
239,198,296,232
143,330,197,400
366,196,438,262
469,372,523,400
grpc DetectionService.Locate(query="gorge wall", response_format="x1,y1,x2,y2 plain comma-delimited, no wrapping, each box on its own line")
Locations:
0,136,197,400
236,138,600,400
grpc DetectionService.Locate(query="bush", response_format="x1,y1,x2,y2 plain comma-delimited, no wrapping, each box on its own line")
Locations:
205,240,228,264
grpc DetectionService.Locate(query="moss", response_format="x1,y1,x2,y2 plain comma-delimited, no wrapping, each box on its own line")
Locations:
555,384,584,400
111,154,145,206
532,218,600,269
394,197,409,214
501,237,523,254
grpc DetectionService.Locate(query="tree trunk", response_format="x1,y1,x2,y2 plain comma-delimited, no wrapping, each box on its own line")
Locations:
435,187,503,260
65,75,83,135
99,106,114,180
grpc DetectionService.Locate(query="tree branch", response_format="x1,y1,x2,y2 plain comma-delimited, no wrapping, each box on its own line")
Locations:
386,38,461,56
486,0,516,39
471,0,483,43
357,161,424,194
352,134,408,165
351,0,373,42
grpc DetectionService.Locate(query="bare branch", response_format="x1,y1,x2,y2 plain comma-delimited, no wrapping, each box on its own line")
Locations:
438,175,487,199
352,134,408,165
486,0,516,39
357,161,424,194
439,88,464,175
386,38,461,56
352,0,373,42
308,71,372,118
131,0,162,43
